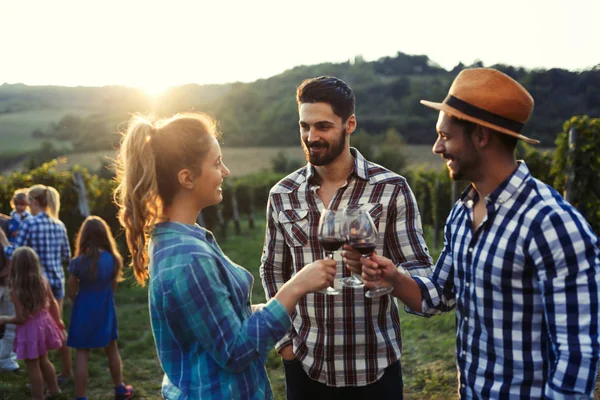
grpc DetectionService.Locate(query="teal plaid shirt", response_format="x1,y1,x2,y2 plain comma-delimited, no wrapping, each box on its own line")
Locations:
149,222,291,399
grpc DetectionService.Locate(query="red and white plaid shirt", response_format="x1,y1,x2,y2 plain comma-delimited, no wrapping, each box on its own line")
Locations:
260,148,433,387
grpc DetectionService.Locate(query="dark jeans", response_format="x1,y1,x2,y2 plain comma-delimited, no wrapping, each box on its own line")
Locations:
283,358,403,400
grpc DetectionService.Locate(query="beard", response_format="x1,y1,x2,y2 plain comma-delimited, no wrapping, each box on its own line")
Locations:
301,127,347,166
444,153,480,181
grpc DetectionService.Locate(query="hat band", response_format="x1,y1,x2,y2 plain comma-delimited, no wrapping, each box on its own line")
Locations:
445,95,524,133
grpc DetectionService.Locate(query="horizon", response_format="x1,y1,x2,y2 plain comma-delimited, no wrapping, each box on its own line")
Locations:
2,0,599,94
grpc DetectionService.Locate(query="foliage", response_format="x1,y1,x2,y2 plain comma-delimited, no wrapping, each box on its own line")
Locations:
271,151,303,174
0,160,118,248
552,115,600,234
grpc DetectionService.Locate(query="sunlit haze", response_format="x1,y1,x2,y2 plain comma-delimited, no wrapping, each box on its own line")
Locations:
1,0,599,94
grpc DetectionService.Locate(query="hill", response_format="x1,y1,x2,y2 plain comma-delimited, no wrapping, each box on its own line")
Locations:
0,53,598,170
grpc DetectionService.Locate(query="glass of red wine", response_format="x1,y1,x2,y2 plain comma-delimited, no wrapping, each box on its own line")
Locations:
317,208,343,295
339,206,364,288
346,205,393,298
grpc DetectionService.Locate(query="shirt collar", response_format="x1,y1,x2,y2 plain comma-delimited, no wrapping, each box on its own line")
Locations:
305,147,370,184
461,161,531,207
153,221,214,243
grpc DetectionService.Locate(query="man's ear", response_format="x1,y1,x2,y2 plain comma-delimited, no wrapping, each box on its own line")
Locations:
472,125,492,149
345,114,357,135
177,169,195,190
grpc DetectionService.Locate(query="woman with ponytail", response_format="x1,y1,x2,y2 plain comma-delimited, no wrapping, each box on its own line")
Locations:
4,184,73,384
114,113,336,399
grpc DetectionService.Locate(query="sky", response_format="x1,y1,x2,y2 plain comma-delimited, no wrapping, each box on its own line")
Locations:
1,0,599,95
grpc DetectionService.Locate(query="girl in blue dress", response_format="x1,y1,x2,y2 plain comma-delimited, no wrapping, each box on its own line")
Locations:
66,216,134,400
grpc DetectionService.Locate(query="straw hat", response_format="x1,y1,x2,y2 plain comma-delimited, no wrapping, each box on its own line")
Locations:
420,68,539,144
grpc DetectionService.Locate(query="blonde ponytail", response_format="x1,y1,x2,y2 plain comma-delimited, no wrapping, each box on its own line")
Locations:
28,184,61,219
114,116,161,285
114,113,218,286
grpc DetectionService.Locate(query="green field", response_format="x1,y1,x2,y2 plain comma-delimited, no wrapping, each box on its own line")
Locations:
0,110,84,153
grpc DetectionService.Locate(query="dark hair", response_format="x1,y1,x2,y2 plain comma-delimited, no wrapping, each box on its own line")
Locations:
451,116,518,152
74,215,123,282
296,76,355,122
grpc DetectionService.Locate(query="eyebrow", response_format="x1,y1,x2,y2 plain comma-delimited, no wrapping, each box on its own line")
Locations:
299,120,334,126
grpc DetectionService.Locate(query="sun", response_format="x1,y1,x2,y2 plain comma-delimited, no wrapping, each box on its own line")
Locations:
139,82,170,98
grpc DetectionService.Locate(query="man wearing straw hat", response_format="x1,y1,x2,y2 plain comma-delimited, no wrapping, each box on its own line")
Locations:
354,68,600,398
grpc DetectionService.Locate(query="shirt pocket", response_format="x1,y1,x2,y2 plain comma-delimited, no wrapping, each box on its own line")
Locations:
278,209,310,248
347,203,383,227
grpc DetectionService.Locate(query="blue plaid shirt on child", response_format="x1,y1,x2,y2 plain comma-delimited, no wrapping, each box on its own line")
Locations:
412,162,600,399
149,222,291,400
8,210,31,243
4,211,71,299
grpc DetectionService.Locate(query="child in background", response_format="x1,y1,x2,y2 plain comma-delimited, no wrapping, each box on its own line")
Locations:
67,216,134,400
0,247,64,400
8,189,31,243
0,228,19,373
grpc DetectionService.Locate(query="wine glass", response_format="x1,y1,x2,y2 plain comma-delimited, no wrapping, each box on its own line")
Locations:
339,206,364,288
317,208,343,295
346,205,393,298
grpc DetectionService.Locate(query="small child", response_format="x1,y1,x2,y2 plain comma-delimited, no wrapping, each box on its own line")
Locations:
8,189,31,243
67,216,134,400
0,247,64,400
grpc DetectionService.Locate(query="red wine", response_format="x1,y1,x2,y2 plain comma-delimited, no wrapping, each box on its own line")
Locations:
351,243,376,255
320,239,344,252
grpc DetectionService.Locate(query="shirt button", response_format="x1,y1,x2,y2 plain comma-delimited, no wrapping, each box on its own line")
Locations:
462,351,466,356
465,282,470,287
462,384,466,388
464,317,468,322
468,248,473,253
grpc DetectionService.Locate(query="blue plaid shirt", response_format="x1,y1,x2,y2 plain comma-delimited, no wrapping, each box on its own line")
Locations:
4,211,71,298
149,222,291,399
412,162,600,399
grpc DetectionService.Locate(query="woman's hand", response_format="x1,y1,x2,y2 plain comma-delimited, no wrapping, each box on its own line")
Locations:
360,252,399,289
251,303,266,313
292,259,337,294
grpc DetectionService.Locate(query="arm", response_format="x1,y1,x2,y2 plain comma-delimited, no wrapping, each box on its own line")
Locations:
0,290,26,325
66,258,79,302
386,183,434,276
259,197,295,353
4,219,31,258
528,211,600,397
46,282,65,331
66,275,78,302
61,227,71,266
174,256,292,373
361,208,457,316
0,228,8,247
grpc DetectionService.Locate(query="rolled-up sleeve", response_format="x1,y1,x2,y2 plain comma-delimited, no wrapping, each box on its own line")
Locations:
408,218,456,316
259,196,294,351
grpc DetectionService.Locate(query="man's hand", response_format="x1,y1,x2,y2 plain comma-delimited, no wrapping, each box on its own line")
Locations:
279,344,295,361
361,252,399,289
341,244,362,275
